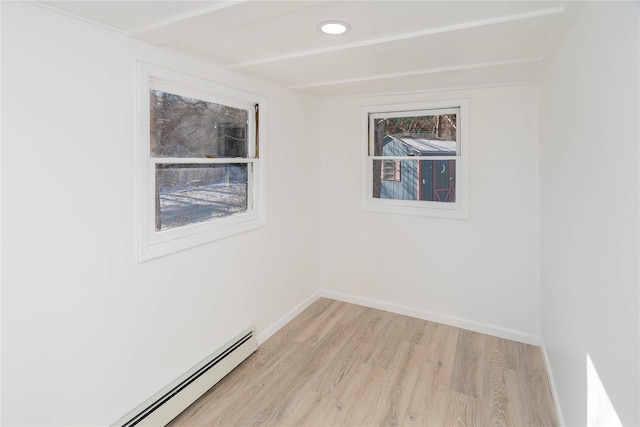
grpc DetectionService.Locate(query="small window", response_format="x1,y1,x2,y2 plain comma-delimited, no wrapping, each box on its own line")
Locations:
362,100,468,219
138,64,266,261
381,160,401,182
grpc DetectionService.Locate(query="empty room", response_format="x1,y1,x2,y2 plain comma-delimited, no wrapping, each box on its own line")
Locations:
1,1,638,426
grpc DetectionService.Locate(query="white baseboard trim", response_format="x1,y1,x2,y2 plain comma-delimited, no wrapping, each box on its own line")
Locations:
320,289,541,346
256,290,321,345
539,338,565,426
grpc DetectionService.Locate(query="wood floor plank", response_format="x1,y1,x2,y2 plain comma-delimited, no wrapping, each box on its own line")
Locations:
244,308,364,426
294,299,346,346
309,304,381,398
222,342,316,426
247,297,333,372
281,390,342,427
343,364,391,426
332,360,373,426
443,390,483,427
450,329,486,398
485,335,518,370
402,378,448,427
404,339,459,427
169,340,313,426
421,322,460,387
482,364,524,427
168,299,558,427
516,344,558,427
421,321,460,365
375,340,422,427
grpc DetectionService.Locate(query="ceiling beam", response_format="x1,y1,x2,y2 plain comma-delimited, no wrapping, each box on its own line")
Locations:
229,6,565,71
288,57,542,90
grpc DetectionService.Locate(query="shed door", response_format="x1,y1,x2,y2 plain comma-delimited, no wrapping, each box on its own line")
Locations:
420,160,455,202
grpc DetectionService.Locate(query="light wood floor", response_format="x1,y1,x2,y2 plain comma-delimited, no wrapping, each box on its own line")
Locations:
168,298,557,426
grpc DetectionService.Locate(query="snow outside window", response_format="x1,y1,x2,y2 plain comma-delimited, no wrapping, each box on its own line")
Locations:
138,64,266,261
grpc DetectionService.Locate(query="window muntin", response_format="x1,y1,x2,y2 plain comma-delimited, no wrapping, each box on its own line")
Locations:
138,63,265,261
363,101,468,219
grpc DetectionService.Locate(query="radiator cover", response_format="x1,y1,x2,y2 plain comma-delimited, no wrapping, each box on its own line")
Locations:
112,329,257,427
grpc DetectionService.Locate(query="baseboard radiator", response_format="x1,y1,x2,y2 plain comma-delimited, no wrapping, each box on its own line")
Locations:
112,329,257,427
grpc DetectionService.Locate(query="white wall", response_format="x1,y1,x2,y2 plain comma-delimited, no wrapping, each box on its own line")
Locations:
1,2,320,426
539,2,639,426
4,2,639,427
319,85,541,341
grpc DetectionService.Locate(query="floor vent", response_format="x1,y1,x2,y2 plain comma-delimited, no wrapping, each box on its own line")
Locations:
113,329,257,427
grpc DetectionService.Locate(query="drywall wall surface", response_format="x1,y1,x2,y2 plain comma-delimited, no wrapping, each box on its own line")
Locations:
1,2,320,426
319,85,541,339
539,2,639,426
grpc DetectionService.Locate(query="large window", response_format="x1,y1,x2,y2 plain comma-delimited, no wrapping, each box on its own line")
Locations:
138,64,266,261
362,100,468,219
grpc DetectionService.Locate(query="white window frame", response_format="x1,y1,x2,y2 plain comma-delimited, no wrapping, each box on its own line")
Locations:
137,63,266,261
362,99,469,219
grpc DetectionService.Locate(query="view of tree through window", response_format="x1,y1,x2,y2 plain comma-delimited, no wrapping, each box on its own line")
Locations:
370,110,459,203
372,113,457,156
150,90,252,231
150,90,248,158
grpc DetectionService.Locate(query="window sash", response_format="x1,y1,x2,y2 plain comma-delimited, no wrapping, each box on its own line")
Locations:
149,80,258,161
155,162,254,231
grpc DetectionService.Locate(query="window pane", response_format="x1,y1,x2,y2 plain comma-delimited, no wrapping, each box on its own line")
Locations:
155,163,248,231
371,114,457,156
373,160,456,203
150,90,248,158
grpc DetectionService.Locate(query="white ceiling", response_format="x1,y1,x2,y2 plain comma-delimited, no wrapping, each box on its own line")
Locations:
36,0,581,98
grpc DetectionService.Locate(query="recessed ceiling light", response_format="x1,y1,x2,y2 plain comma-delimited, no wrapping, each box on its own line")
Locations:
318,21,350,35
